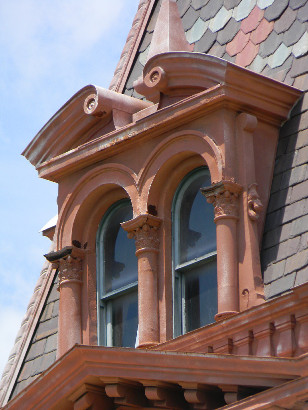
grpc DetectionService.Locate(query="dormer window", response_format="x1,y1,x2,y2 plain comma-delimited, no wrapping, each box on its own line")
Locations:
96,199,138,347
172,167,217,337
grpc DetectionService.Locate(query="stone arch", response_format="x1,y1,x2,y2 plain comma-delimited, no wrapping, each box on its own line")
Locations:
56,163,138,250
138,130,223,215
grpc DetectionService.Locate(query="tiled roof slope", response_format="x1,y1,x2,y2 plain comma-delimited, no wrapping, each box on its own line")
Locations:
0,259,57,406
123,0,308,298
10,273,59,399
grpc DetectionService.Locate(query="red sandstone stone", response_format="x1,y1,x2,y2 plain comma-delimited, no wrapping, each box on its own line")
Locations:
241,6,264,34
226,29,250,56
250,18,274,45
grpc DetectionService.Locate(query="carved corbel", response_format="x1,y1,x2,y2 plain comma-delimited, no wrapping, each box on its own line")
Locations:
44,245,85,287
247,183,263,220
104,380,148,408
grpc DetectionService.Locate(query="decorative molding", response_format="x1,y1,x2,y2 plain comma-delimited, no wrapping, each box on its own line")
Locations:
247,183,263,221
121,214,162,254
201,180,243,222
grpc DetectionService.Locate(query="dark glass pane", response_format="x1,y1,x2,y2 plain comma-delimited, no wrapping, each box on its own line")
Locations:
184,259,217,332
104,202,138,293
179,171,216,263
112,290,138,347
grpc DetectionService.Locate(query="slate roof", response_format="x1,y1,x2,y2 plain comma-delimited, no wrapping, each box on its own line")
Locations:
1,0,307,405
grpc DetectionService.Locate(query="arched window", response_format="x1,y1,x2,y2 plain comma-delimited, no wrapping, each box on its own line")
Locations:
173,167,217,337
96,199,138,347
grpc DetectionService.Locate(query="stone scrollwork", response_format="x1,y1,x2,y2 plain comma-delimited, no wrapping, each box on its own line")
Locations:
201,180,243,222
121,214,162,254
247,183,263,221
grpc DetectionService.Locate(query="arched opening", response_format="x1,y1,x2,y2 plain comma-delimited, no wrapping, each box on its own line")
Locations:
96,199,138,347
172,167,217,337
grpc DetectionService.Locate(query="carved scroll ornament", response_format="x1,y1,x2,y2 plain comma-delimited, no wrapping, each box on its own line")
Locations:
247,183,263,221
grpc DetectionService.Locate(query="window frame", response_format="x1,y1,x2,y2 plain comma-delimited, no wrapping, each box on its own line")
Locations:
172,167,217,337
96,198,138,347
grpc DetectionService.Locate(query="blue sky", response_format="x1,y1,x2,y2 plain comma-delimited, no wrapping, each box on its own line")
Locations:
0,0,140,375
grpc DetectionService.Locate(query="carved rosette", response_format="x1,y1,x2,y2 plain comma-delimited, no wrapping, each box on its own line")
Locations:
247,183,263,221
121,214,162,254
201,180,243,222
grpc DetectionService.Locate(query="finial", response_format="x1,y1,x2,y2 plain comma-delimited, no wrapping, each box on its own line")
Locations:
146,0,192,62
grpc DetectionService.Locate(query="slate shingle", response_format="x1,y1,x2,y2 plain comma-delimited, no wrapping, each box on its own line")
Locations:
200,0,224,21
176,0,191,17
182,6,200,30
208,42,226,58
226,29,250,56
236,41,259,66
241,5,264,34
248,54,268,72
293,32,308,58
209,6,232,32
273,6,297,34
191,0,209,11
250,18,274,44
297,2,308,22
194,29,217,52
265,273,296,298
268,43,292,69
289,0,307,10
289,54,308,78
283,19,307,47
295,266,308,286
257,0,274,9
186,17,209,43
264,0,288,22
259,30,283,58
224,0,241,9
217,17,240,45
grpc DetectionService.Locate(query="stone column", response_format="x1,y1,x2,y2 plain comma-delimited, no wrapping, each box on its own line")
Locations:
121,214,162,348
201,181,242,321
45,246,84,358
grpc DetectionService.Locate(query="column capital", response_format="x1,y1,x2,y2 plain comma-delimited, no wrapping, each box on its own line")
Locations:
121,214,162,254
44,245,85,287
201,180,243,222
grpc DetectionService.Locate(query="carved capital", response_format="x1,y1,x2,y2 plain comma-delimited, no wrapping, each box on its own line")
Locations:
247,183,263,220
121,214,162,254
45,245,84,287
201,180,243,222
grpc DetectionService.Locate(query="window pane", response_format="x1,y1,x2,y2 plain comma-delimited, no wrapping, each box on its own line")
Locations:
179,171,216,263
112,290,138,347
104,202,138,293
183,259,217,332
